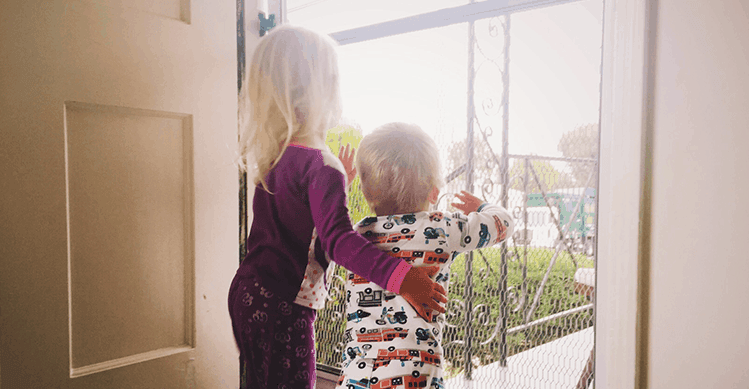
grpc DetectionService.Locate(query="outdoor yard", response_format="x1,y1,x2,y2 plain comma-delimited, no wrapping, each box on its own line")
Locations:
314,245,595,380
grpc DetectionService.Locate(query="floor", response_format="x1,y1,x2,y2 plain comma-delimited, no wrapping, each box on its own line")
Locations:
315,327,594,389
445,327,594,389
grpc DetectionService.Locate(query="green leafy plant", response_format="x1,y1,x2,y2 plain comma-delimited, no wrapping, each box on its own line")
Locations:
324,124,372,224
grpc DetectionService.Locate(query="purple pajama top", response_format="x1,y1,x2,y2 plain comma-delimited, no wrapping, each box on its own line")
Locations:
236,144,411,308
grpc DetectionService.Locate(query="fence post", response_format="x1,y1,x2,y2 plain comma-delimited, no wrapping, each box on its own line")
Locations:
464,8,476,380
498,14,512,368
521,157,529,321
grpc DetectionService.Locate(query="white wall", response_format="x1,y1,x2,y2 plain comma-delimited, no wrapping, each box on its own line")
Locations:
648,1,749,388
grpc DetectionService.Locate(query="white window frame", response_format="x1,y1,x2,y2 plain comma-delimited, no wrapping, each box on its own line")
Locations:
596,0,652,388
329,0,583,45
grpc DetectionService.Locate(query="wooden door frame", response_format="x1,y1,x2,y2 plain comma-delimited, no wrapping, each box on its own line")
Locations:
596,0,655,388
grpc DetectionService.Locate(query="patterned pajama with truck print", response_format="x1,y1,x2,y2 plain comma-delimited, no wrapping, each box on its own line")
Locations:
335,204,514,389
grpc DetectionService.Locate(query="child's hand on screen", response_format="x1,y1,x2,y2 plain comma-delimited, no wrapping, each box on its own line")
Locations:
451,190,483,214
338,144,357,186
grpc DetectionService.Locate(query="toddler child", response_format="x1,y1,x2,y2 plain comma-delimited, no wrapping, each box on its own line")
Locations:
335,123,514,389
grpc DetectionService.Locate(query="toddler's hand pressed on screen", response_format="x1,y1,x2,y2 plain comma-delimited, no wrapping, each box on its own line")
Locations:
451,190,483,214
400,266,447,321
338,144,357,185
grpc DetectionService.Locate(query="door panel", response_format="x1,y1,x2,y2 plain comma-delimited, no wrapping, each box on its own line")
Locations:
66,102,193,375
0,0,241,387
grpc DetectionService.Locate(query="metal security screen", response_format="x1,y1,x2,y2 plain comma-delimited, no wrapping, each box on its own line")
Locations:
288,1,603,388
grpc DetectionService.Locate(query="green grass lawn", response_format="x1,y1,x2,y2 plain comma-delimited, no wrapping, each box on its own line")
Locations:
442,246,594,376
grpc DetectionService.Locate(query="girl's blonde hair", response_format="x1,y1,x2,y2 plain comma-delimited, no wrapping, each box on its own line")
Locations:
238,25,342,190
355,123,445,215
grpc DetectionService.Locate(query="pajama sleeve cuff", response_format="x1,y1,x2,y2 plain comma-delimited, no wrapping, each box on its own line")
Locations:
387,261,413,294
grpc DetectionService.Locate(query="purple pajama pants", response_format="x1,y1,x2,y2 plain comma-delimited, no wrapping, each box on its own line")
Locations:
228,276,317,389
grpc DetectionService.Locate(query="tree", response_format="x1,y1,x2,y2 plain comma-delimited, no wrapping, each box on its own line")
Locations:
557,123,599,186
445,135,573,198
508,159,575,193
324,123,372,223
445,135,505,198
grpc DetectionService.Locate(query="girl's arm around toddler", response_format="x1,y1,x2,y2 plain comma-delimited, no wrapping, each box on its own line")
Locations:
307,157,446,316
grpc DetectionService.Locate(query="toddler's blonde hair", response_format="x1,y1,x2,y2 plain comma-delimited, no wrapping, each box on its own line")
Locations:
238,25,342,190
356,123,445,215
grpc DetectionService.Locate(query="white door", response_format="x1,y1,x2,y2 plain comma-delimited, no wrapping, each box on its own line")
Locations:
0,0,240,387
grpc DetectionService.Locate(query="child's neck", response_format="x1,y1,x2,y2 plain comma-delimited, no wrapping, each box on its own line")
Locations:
374,204,431,216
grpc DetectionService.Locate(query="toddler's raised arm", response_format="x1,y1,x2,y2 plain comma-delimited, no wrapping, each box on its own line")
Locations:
447,190,515,252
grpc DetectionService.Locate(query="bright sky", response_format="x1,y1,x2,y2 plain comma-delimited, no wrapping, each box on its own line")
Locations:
286,0,603,158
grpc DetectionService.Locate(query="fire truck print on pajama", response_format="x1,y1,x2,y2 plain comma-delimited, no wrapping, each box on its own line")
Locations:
335,205,514,389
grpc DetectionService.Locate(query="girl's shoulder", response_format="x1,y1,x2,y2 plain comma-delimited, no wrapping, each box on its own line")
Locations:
287,144,345,178
318,148,345,177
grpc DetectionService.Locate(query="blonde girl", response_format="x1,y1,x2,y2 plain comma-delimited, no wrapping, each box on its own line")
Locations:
228,25,447,389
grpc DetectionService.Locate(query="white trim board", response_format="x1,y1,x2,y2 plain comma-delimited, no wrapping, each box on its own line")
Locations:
329,0,585,45
596,0,652,388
